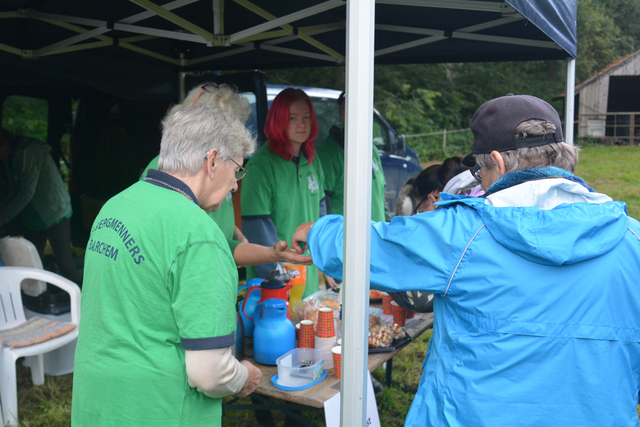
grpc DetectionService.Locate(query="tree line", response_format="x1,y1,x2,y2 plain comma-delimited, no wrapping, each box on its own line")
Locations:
265,0,640,160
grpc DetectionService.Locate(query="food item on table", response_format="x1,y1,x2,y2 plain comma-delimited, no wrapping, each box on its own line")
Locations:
369,314,380,328
389,323,406,340
321,297,341,311
368,324,394,348
368,335,383,349
369,290,382,300
297,301,321,325
305,307,319,325
368,322,407,348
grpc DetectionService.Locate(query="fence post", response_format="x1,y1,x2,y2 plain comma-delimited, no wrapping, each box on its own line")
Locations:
442,129,447,154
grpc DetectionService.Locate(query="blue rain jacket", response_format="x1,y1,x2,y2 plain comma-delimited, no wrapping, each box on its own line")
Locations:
307,177,640,427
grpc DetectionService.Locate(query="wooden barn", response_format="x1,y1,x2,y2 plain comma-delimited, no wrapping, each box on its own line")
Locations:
573,49,640,144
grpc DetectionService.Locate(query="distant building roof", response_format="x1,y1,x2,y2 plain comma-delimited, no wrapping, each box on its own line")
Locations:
554,49,640,99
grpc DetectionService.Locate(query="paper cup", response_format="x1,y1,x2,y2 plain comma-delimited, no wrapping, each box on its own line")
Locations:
331,346,342,379
316,308,335,338
391,301,407,327
406,309,415,319
315,336,336,369
382,292,393,315
297,320,315,348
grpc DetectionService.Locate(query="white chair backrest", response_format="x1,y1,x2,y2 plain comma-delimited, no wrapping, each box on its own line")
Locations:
0,267,28,330
0,237,47,297
0,267,81,326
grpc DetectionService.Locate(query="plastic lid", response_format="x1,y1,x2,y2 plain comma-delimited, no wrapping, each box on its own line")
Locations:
271,369,328,391
261,279,286,289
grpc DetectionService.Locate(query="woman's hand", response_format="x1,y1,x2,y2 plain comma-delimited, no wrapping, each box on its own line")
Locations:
273,240,312,265
238,361,262,397
292,222,314,254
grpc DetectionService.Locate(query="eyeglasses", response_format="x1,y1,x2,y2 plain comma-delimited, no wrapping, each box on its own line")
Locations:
472,166,482,182
412,193,442,215
413,195,429,215
204,152,248,180
228,157,248,180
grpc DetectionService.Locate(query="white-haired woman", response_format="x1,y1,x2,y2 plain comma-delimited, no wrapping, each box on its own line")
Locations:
140,83,311,268
72,105,263,427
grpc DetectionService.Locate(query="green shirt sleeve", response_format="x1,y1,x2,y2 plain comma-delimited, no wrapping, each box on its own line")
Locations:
228,238,242,255
169,240,237,342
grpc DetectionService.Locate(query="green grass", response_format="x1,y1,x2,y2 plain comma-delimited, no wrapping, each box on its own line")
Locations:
13,334,432,426
574,145,640,219
12,145,640,426
15,365,73,427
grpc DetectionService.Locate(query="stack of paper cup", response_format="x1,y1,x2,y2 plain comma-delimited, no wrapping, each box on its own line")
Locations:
382,292,393,315
391,301,407,326
315,307,336,369
331,346,342,379
296,320,315,348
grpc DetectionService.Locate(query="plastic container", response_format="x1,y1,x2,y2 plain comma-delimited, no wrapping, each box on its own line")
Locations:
21,287,70,315
238,278,265,337
253,299,296,365
284,263,307,308
275,348,325,388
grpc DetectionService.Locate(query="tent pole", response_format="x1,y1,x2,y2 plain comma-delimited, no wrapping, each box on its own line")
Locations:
213,0,223,35
178,52,186,102
564,58,575,145
178,71,186,102
342,0,375,425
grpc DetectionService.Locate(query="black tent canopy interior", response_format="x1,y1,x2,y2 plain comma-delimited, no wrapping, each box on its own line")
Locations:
0,0,577,101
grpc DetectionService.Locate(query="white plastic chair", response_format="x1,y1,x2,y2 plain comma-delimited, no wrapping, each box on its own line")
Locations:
0,237,47,296
0,266,81,427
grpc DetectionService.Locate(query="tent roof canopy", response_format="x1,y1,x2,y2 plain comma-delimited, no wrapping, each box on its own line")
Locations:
0,0,576,100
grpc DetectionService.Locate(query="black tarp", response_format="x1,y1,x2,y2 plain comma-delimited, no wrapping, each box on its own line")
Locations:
0,1,576,101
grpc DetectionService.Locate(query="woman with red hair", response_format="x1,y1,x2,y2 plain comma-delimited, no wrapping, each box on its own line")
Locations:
241,88,326,297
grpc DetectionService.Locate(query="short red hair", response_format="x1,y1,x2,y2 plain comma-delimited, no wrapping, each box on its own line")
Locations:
264,88,318,163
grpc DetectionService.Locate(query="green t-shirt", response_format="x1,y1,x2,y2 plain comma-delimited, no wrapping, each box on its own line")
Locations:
241,143,324,297
140,155,241,254
316,134,387,222
72,179,238,427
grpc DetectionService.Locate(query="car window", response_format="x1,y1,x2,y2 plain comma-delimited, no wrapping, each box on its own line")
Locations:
309,96,342,146
373,114,391,153
240,91,258,141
